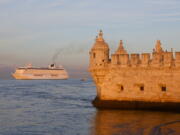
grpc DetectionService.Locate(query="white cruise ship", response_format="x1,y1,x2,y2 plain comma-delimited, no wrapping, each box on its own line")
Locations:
12,64,68,80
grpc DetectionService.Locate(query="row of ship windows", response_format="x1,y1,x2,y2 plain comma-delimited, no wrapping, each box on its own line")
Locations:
34,74,58,77
118,84,167,92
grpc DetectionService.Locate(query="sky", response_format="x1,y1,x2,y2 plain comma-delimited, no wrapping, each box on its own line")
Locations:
0,0,180,78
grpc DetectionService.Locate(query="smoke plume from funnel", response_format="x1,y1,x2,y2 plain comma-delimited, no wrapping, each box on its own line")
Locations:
52,48,64,64
51,42,89,64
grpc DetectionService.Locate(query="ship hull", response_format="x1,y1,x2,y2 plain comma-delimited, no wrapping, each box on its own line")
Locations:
12,73,68,80
12,67,69,80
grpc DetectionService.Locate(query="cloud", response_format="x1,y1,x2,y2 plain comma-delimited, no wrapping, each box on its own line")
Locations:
0,0,14,4
145,0,180,10
150,12,180,22
146,0,179,5
45,0,65,8
153,13,180,17
152,18,180,22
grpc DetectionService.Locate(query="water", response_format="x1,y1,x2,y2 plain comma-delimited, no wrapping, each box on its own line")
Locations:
0,79,179,135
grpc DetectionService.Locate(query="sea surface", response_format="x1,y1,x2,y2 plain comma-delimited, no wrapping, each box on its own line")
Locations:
0,79,179,135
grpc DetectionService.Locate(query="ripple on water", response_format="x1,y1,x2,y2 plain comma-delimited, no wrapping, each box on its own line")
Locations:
0,79,179,135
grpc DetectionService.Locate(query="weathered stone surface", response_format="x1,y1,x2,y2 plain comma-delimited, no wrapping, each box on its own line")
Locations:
89,30,180,110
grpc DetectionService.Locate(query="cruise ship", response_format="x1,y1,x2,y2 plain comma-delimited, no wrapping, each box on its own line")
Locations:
12,64,68,80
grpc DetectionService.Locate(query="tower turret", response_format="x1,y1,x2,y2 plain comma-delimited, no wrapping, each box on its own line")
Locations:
154,40,164,53
152,40,164,67
89,30,109,69
111,40,128,66
115,40,127,54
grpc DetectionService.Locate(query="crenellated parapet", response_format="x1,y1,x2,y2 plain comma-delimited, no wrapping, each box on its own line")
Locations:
110,40,179,68
163,52,174,67
119,54,130,67
130,54,140,67
141,53,150,67
175,52,180,67
151,52,163,67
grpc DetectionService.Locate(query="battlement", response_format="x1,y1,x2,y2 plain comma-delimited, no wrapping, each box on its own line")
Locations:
141,53,150,67
110,51,180,68
175,52,180,67
130,54,140,67
163,52,174,67
110,40,180,68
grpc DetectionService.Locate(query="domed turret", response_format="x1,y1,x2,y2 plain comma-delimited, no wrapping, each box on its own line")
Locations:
89,30,109,68
92,30,109,50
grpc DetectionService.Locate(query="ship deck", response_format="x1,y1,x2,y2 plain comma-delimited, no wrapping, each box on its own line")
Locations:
18,68,64,70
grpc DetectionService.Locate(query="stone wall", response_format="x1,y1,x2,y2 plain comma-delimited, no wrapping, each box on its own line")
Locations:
98,67,180,102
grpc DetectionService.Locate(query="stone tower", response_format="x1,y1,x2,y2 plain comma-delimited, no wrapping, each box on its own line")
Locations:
89,30,110,97
89,31,180,110
89,30,109,68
